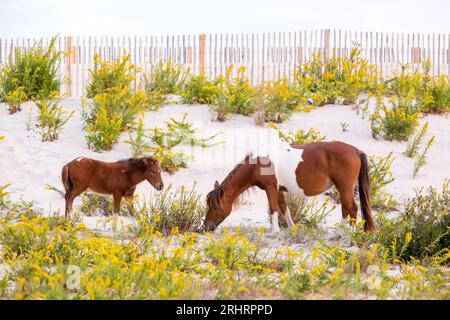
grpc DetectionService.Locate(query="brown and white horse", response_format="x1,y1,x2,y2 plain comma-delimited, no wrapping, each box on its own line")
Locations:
204,140,375,233
61,156,164,219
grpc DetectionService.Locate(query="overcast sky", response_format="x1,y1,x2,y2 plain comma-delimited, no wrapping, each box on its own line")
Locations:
0,0,449,38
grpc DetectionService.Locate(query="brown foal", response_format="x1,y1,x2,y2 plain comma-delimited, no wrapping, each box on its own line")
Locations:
61,156,164,219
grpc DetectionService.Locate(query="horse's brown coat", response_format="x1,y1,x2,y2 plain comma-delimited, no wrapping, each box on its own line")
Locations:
205,141,375,232
61,157,164,218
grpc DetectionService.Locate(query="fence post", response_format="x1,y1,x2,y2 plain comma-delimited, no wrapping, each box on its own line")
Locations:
324,29,330,61
65,36,72,97
199,34,206,76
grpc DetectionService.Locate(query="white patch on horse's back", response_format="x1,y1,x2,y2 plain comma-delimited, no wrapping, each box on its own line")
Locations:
76,157,84,162
275,145,305,197
246,130,305,196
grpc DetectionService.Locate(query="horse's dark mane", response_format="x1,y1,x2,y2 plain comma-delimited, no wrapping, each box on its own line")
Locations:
122,157,157,173
207,154,253,208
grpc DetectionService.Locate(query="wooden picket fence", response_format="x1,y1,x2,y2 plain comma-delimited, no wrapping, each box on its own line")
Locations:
1,29,449,97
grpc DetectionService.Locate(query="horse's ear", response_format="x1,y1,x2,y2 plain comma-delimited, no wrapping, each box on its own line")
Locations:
214,180,219,189
143,158,156,166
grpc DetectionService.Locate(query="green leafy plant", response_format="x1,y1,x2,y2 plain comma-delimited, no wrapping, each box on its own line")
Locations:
82,54,147,145
85,107,123,151
86,54,138,98
340,122,350,132
370,96,420,141
164,112,223,147
182,75,219,104
209,66,256,121
152,146,190,174
4,87,27,114
272,125,326,144
376,181,450,263
279,194,335,230
294,48,378,107
144,60,188,96
413,136,435,178
124,118,153,157
405,122,429,157
80,193,129,216
134,184,206,235
36,98,74,142
368,152,396,208
0,36,62,102
255,79,307,123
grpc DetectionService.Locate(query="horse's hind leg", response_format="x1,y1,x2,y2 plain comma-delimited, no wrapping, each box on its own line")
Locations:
64,184,86,220
277,191,295,228
336,183,358,228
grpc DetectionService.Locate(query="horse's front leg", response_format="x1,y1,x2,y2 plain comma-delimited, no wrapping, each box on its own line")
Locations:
124,187,136,216
112,192,123,215
265,186,282,234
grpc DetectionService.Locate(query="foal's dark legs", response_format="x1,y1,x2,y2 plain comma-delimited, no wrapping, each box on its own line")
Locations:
65,185,87,220
124,187,136,216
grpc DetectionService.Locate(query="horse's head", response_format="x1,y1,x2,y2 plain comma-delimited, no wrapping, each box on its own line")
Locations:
203,180,232,232
142,157,164,191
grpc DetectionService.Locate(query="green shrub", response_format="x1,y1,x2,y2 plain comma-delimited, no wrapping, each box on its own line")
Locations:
152,146,189,174
4,87,27,114
377,182,450,263
225,66,256,115
209,66,256,121
83,54,146,139
337,48,377,105
82,86,146,132
294,49,378,107
86,54,138,98
420,75,450,114
36,98,74,142
370,97,420,141
255,79,306,123
134,184,206,235
209,88,232,122
272,125,326,144
0,36,62,102
85,107,123,151
80,193,129,216
279,194,334,230
144,60,188,95
0,217,50,258
182,75,219,104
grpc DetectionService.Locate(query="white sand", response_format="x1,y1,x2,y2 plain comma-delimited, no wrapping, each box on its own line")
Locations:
1,98,449,231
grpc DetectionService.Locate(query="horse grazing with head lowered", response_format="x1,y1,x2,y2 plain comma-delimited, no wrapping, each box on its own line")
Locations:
204,140,375,233
61,156,164,219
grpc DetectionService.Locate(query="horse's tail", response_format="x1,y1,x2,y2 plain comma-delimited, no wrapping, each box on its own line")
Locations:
61,165,72,195
358,151,376,232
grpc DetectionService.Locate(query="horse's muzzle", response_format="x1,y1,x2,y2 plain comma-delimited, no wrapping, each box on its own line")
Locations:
156,183,164,191
203,224,216,232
